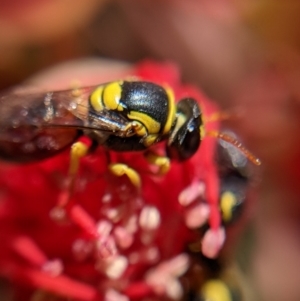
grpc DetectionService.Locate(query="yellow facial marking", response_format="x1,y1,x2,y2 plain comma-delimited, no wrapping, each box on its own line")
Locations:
163,86,176,135
168,112,186,145
220,191,237,223
200,125,205,140
201,280,231,301
127,111,161,135
90,86,104,112
103,81,123,111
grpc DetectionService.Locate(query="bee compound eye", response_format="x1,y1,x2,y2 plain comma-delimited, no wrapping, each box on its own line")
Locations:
167,123,201,161
167,98,202,161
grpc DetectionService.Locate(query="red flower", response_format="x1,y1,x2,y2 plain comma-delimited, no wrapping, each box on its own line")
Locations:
0,61,243,300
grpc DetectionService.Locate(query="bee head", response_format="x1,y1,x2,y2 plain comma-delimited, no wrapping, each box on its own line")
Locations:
167,98,202,161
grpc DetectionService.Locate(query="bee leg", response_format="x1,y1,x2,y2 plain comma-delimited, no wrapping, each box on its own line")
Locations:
57,138,91,208
144,151,170,175
109,163,141,189
69,140,90,176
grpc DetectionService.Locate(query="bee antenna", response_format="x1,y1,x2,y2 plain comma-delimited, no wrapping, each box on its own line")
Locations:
207,130,261,166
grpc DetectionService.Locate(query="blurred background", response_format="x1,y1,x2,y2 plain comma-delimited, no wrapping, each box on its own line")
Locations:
1,0,300,300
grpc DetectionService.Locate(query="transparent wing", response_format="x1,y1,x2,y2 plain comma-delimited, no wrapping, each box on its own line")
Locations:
0,85,130,142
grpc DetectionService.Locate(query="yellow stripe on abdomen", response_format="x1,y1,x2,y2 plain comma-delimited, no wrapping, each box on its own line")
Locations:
102,81,124,111
90,86,104,112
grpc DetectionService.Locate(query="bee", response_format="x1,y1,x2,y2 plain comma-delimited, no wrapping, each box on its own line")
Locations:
185,250,250,301
0,80,260,196
215,139,251,225
184,254,246,301
0,81,202,163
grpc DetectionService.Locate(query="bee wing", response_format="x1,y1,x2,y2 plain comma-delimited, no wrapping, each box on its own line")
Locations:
0,85,130,142
50,86,131,133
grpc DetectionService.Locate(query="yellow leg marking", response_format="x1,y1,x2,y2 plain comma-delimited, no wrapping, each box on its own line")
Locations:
69,142,89,176
143,134,158,147
145,152,170,175
109,163,141,188
55,141,89,209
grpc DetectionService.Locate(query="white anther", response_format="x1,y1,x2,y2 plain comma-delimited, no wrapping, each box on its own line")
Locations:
105,289,129,301
113,226,134,249
97,220,113,237
125,214,138,233
201,227,226,259
41,259,63,277
105,255,128,279
145,253,189,296
184,203,210,229
72,239,93,261
106,208,121,222
96,236,117,259
102,193,112,203
146,247,160,263
178,181,206,206
139,206,161,230
165,278,183,300
167,253,190,277
49,207,66,222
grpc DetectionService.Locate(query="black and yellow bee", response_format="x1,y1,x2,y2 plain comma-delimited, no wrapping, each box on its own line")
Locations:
184,254,252,301
183,256,248,301
216,139,251,225
0,80,259,188
87,81,202,160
